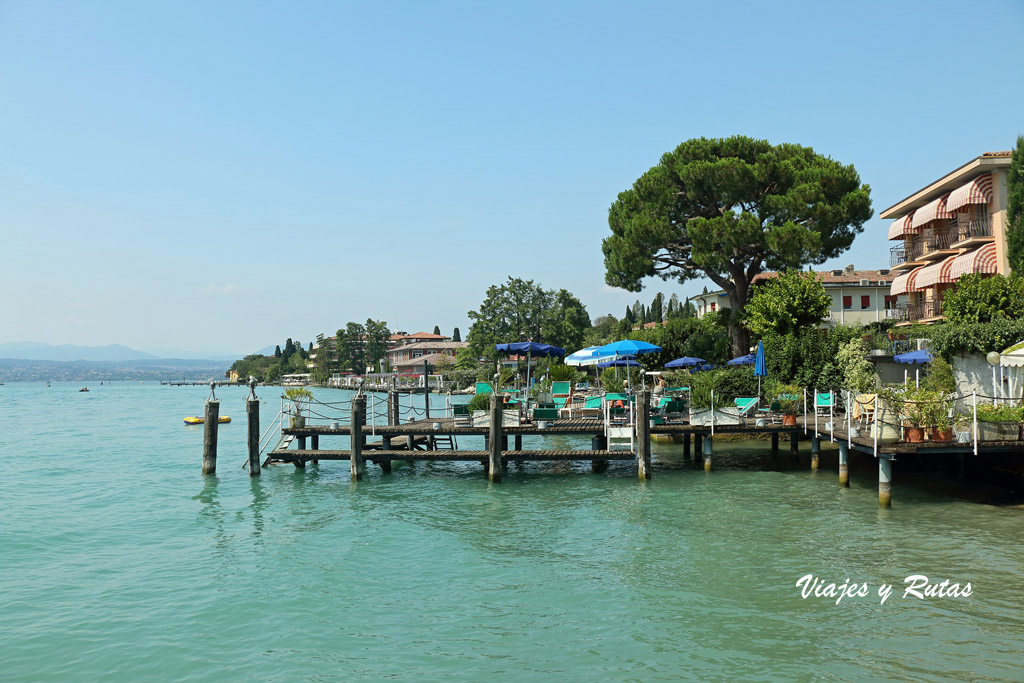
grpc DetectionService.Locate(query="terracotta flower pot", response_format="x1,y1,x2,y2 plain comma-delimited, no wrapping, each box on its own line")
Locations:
782,414,797,426
905,426,924,443
931,429,953,443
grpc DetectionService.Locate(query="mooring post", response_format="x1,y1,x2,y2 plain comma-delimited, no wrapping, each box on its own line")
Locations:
351,396,365,481
637,390,651,480
488,393,502,482
811,436,820,471
771,432,779,455
514,434,522,451
390,390,399,427
703,434,713,472
838,442,849,487
879,455,892,508
683,432,691,460
591,435,608,473
423,360,430,420
246,398,260,476
790,432,799,459
202,400,219,474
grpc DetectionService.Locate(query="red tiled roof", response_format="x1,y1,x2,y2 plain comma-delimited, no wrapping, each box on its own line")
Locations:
753,269,895,285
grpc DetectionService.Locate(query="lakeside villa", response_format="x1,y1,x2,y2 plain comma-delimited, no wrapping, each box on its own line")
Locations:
885,151,1014,324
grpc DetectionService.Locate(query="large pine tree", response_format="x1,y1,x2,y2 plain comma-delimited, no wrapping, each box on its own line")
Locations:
1006,136,1024,272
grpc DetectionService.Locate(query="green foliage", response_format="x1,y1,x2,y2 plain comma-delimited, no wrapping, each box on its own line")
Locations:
710,366,760,400
770,382,803,414
836,337,874,393
363,319,391,372
688,370,728,410
547,363,577,382
599,367,624,393
452,327,461,342
467,392,493,412
920,356,957,394
284,387,313,401
1006,136,1024,272
603,135,872,355
942,273,1024,323
744,271,831,337
924,318,1024,358
466,277,590,360
336,322,365,375
433,325,441,336
761,325,861,389
975,402,1024,424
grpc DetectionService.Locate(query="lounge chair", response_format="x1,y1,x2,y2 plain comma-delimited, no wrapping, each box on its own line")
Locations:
577,396,603,419
815,392,835,417
734,397,759,419
551,381,573,414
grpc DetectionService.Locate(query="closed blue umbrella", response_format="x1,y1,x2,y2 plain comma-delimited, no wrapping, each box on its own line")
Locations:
754,341,767,399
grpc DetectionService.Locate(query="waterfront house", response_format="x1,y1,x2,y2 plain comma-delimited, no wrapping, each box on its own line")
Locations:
884,151,1013,324
693,266,897,325
386,340,466,370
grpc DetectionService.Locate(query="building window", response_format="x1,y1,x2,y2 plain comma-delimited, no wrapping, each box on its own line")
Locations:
710,302,716,311
884,295,897,310
861,295,870,310
412,350,423,358
842,295,852,310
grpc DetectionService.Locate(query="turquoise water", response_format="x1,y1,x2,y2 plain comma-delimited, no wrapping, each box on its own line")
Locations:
2,382,1023,681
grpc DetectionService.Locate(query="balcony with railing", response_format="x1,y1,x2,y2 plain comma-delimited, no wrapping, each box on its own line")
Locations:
920,228,958,260
909,299,944,321
953,213,992,246
885,303,910,321
890,245,906,267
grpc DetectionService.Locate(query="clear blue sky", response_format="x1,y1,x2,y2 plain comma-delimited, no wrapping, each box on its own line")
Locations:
2,0,1022,356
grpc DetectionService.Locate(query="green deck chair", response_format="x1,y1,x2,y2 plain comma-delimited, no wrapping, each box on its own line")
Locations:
734,396,759,417
551,381,573,412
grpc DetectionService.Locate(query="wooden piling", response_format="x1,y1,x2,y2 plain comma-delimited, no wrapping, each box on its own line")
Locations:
201,400,219,474
683,433,691,460
838,442,849,487
771,432,779,455
246,398,260,476
810,436,820,470
637,390,651,480
591,435,607,473
488,393,502,482
515,434,523,450
790,432,799,459
695,433,703,456
879,456,892,508
351,396,365,481
703,434,713,472
423,360,430,421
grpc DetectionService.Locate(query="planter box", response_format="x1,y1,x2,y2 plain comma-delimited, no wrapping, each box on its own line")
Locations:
471,410,521,427
977,422,1020,442
690,407,740,426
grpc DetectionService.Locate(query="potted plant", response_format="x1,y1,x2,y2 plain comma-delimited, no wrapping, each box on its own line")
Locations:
872,386,904,444
774,383,802,426
897,387,938,443
975,403,1023,442
923,393,955,442
284,387,313,428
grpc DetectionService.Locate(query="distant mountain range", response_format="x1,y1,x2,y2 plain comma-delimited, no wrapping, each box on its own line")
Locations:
0,341,245,362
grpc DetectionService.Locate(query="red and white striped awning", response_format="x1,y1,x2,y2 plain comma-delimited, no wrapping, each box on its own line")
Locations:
891,267,923,296
914,254,959,289
947,173,993,213
911,193,953,229
888,213,917,240
949,243,998,280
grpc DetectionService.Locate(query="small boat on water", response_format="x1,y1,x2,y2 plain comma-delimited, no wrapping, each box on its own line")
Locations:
80,387,89,392
183,416,232,425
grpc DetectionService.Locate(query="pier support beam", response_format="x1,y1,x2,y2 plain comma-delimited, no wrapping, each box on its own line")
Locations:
790,432,799,459
771,432,779,455
839,443,849,487
879,456,892,508
637,390,651,480
515,434,522,451
683,433,691,460
591,436,607,473
351,396,365,481
202,400,219,475
488,394,502,482
695,434,703,457
246,398,260,476
811,436,820,471
703,435,713,472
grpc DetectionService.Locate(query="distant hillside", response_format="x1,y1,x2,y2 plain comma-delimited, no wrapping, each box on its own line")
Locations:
0,341,159,361
0,358,233,382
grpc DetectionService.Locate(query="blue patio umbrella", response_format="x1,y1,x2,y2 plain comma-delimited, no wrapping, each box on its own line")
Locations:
754,341,767,398
893,349,932,364
665,356,707,368
597,358,641,368
727,353,756,365
894,348,932,387
594,339,662,361
494,342,566,399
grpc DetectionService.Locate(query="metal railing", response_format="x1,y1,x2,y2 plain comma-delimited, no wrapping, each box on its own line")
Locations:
890,245,906,267
923,229,956,255
956,215,992,242
909,299,943,320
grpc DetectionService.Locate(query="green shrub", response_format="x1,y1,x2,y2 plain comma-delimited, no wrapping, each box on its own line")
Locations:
467,393,493,412
975,403,1024,423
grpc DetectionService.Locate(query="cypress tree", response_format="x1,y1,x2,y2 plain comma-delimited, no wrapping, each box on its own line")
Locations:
274,345,282,358
452,327,461,342
1007,136,1024,272
433,325,441,336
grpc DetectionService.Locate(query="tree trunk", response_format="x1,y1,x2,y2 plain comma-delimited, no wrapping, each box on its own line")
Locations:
726,274,751,358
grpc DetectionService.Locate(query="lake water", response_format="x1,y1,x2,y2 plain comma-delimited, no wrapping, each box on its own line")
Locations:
2,382,1023,681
